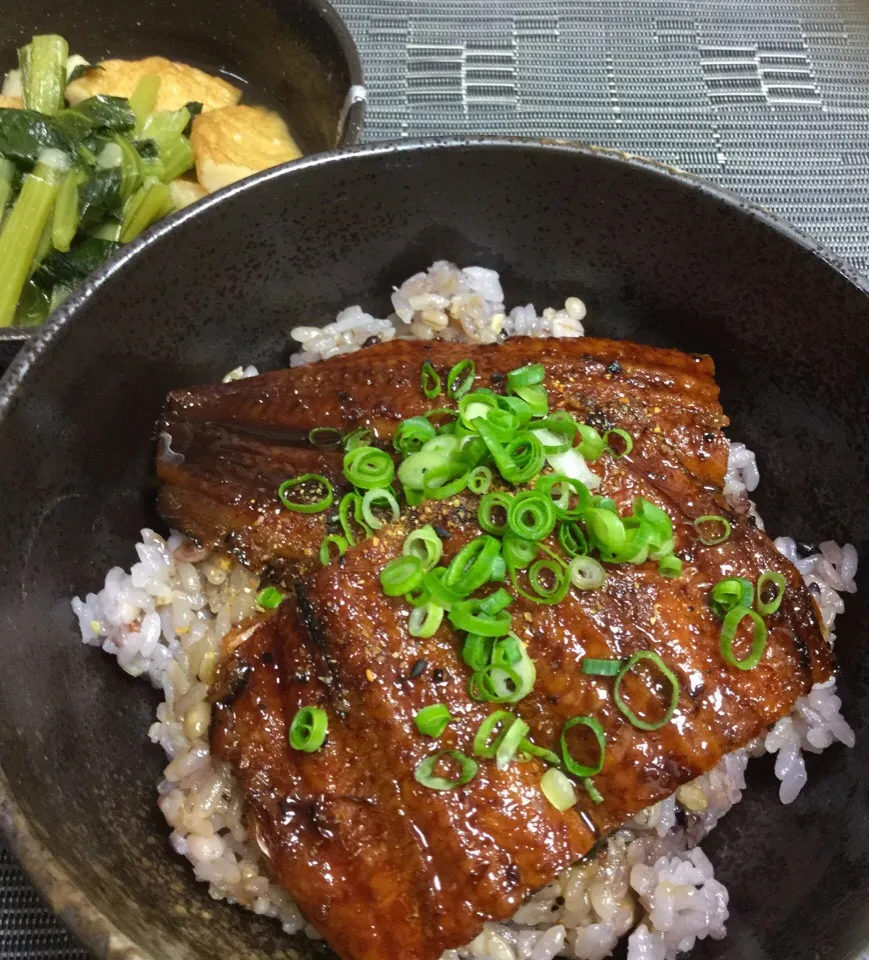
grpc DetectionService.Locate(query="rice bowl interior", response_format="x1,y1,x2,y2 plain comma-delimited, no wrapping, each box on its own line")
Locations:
0,140,866,960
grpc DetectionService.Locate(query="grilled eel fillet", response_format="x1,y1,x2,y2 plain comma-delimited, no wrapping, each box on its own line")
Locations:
164,338,834,960
157,337,728,583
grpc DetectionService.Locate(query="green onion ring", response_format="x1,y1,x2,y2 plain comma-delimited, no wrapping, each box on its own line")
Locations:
558,520,589,558
468,465,493,495
506,362,546,389
278,474,334,513
408,602,445,638
614,651,680,730
445,535,502,596
576,424,604,461
446,358,476,399
414,749,478,790
343,446,395,490
710,577,754,620
361,487,400,530
756,570,787,616
694,514,732,546
584,507,627,555
463,633,495,671
449,599,512,637
495,716,530,770
289,706,328,752
720,605,768,670
380,555,424,597
567,556,607,591
507,491,557,541
343,426,373,452
521,738,562,767
308,426,343,447
658,555,683,578
581,657,622,676
560,715,606,777
583,778,604,804
402,525,444,571
541,768,577,811
472,711,516,757
393,416,437,455
256,586,284,610
478,491,514,535
420,360,442,399
414,703,452,737
319,534,348,565
528,559,566,599
604,428,633,458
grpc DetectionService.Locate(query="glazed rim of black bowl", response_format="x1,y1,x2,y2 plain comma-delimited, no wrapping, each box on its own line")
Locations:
1,135,868,960
0,0,366,347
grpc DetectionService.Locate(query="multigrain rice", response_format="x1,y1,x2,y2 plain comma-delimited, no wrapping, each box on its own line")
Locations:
72,263,856,960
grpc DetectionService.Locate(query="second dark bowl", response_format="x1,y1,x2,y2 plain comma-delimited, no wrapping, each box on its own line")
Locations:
0,0,365,353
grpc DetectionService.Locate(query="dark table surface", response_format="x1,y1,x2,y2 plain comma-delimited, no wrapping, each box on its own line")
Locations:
3,0,869,955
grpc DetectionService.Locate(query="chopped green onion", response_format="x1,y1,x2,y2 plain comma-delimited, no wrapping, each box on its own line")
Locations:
423,568,463,610
498,394,534,426
507,363,546,389
558,520,589,558
478,491,513,535
581,657,622,676
361,487,400,529
614,651,680,731
289,706,328,752
710,577,754,620
278,474,334,513
502,534,538,570
507,491,557,541
472,711,516,758
694,514,732,546
398,450,446,491
481,587,513,615
535,474,591,518
566,556,607,592
720,605,768,670
449,598,512,637
414,704,452,738
604,428,633,458
444,535,502,596
756,571,787,616
446,358,476,399
320,534,348,565
560,715,606,777
584,508,626,555
308,426,343,447
256,586,285,610
541,768,578,812
478,636,536,703
491,634,522,665
496,716,530,769
468,465,493,495
402,525,444,571
512,383,548,417
408,602,445,638
528,559,568,600
414,750,478,790
463,633,495,671
520,738,562,767
632,497,675,559
381,555,424,597
658,555,683,578
583,778,604,804
422,461,469,500
421,360,442,398
393,416,437,455
476,422,545,485
338,491,370,546
343,426,373,452
576,424,604,461
344,446,395,489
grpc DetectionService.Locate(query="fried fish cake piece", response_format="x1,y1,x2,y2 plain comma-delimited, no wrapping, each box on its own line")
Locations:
0,95,22,108
190,104,301,193
65,56,241,113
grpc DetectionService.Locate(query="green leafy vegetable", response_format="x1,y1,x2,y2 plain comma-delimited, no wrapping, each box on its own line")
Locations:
34,237,121,289
0,108,73,165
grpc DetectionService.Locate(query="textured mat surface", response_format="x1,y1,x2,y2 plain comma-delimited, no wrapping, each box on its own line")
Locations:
3,0,869,955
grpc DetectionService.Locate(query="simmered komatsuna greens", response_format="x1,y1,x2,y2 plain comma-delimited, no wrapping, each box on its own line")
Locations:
0,35,203,327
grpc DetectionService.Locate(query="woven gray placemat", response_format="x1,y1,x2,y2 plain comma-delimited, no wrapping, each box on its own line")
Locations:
3,0,869,955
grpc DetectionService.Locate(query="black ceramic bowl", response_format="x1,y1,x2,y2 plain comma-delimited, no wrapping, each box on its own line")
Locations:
0,0,365,358
0,139,867,960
